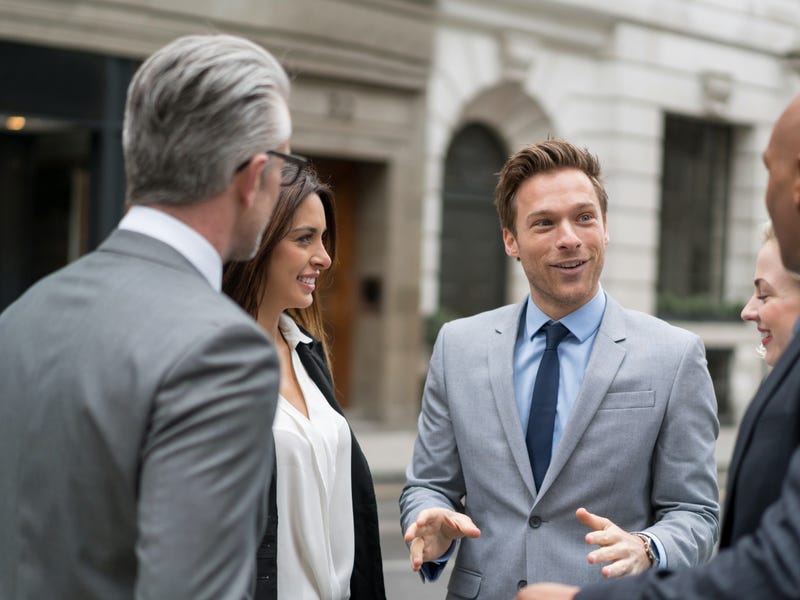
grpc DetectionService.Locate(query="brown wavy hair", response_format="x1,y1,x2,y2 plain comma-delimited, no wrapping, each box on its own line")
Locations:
494,139,607,235
223,165,337,367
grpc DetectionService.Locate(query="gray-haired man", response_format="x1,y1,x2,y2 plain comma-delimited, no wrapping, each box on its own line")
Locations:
0,34,294,599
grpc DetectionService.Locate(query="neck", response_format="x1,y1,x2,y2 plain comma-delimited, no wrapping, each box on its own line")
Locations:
151,192,236,260
257,304,283,343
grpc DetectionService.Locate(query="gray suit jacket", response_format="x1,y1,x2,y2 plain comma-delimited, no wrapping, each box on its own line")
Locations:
576,328,800,600
400,295,720,600
0,230,279,600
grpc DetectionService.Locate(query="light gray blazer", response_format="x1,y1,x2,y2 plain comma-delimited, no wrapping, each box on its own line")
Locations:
400,295,720,600
0,230,279,600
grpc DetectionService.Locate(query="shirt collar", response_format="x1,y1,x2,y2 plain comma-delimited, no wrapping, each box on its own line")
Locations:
524,286,607,343
279,313,313,350
118,205,222,291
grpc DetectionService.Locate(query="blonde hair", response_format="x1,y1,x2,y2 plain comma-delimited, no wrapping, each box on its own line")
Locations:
761,220,800,282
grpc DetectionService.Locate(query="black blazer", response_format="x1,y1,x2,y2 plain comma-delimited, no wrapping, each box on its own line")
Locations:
576,331,800,599
254,334,386,600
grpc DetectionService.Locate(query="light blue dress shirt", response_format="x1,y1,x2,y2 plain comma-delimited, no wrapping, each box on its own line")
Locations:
513,287,606,455
513,285,666,568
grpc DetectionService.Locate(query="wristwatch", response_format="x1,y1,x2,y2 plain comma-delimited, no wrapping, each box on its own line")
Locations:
635,533,657,567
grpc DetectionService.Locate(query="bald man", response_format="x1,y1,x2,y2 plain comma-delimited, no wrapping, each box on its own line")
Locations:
516,95,800,600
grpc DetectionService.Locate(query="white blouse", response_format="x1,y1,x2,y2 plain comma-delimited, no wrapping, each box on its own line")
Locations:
273,314,354,600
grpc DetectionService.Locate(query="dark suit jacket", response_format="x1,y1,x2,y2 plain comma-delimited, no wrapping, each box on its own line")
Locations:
577,330,800,599
254,332,386,600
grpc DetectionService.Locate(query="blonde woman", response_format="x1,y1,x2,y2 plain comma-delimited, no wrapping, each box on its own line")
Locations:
740,221,800,366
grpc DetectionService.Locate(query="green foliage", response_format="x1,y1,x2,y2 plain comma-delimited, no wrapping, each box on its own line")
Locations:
657,292,745,321
424,308,461,347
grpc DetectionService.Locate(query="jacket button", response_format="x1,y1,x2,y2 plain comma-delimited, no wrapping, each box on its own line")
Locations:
517,580,528,589
529,515,542,528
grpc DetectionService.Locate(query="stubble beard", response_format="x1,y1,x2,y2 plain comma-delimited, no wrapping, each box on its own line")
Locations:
228,222,267,262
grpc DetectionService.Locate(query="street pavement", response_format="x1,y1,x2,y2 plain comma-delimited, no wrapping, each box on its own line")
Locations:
376,480,452,600
352,420,738,600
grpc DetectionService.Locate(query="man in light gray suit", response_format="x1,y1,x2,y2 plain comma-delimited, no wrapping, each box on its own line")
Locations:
515,95,800,600
401,140,720,600
0,35,294,599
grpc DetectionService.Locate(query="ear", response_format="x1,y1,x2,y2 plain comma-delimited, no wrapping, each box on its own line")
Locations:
602,213,610,246
502,228,519,259
793,153,800,213
234,154,269,209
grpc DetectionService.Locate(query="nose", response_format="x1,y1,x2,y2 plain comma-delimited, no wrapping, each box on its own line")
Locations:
741,294,758,322
556,222,581,249
312,244,332,270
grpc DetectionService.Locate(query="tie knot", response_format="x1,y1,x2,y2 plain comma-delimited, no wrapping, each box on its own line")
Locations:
542,322,570,350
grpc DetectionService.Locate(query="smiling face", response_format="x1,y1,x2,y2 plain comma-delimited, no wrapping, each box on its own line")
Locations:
503,168,609,320
261,192,331,316
740,238,800,366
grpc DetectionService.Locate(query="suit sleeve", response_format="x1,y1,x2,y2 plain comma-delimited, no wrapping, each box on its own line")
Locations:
134,321,279,600
577,447,800,600
399,323,466,560
643,333,720,567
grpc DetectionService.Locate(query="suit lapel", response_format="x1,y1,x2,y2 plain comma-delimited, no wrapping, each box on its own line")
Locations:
536,297,626,498
726,332,800,496
487,301,537,497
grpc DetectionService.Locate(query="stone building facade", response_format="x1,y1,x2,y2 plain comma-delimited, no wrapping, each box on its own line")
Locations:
2,0,800,428
0,0,434,425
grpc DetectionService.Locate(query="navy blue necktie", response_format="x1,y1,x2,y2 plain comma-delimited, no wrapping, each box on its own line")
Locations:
526,322,570,490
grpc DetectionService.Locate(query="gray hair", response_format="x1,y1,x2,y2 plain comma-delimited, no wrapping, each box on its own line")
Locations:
123,34,291,206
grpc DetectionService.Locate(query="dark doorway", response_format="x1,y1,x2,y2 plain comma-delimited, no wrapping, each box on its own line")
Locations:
309,157,361,408
1,127,91,309
0,40,137,310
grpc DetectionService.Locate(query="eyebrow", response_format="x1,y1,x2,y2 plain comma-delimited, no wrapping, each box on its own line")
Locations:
753,278,774,291
526,202,599,218
289,225,327,236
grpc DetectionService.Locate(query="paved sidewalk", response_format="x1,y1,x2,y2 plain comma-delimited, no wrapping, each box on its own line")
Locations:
350,419,417,482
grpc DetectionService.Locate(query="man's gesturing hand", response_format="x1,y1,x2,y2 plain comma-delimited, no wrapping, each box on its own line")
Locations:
577,507,654,578
403,508,481,572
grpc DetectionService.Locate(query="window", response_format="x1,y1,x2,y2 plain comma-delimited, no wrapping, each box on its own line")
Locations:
657,115,735,319
706,348,733,425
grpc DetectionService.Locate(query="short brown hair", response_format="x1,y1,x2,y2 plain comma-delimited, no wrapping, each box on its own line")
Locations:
494,139,608,234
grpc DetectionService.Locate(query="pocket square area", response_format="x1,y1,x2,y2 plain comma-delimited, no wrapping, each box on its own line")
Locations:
600,390,655,410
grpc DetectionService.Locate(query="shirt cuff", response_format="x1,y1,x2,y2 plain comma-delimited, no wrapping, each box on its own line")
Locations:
419,541,456,582
636,531,666,569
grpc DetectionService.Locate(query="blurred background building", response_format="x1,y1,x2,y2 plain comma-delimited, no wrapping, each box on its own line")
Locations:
2,0,800,434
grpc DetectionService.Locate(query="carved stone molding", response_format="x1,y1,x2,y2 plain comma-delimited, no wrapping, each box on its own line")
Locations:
700,70,733,115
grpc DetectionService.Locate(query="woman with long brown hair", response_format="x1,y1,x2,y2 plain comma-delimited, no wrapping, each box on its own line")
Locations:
224,164,385,599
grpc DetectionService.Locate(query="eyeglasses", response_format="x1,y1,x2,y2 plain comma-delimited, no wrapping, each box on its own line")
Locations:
235,149,308,187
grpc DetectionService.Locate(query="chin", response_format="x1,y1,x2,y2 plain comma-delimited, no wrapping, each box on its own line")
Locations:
766,350,779,368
